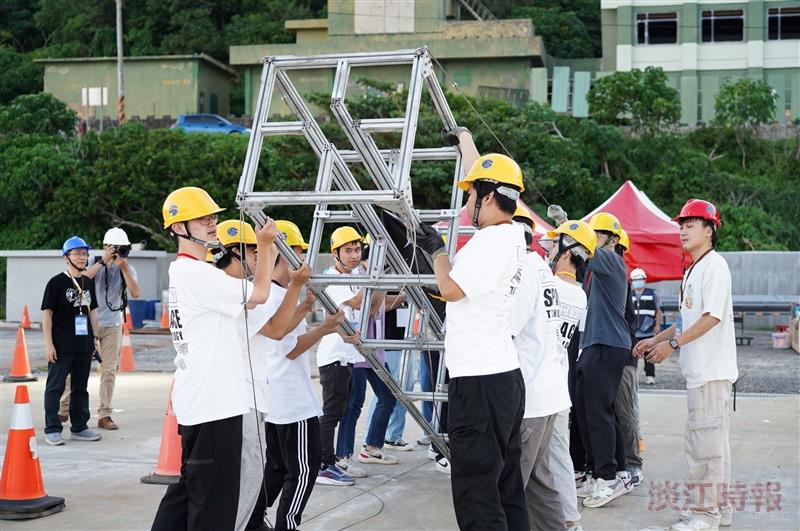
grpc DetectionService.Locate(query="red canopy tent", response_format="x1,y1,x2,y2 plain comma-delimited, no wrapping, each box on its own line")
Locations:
583,181,685,281
434,200,554,256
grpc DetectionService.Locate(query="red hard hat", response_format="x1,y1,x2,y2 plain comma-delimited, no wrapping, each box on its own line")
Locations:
673,199,721,227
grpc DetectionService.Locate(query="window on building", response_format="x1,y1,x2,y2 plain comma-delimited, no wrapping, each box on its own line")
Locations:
768,7,800,40
636,12,678,45
478,86,530,107
701,10,744,42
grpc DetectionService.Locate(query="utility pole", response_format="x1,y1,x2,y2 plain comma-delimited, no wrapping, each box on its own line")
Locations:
116,0,125,125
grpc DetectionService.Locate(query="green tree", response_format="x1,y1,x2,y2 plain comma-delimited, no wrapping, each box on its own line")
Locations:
713,77,777,168
587,67,681,135
0,92,76,135
512,6,596,58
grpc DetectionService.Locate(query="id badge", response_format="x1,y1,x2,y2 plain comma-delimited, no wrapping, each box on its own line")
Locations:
675,314,683,337
75,315,89,336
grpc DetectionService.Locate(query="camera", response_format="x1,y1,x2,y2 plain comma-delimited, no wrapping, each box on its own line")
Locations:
113,245,130,258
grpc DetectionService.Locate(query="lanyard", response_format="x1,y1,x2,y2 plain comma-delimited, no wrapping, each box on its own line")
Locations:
177,253,199,260
679,249,713,307
64,272,88,314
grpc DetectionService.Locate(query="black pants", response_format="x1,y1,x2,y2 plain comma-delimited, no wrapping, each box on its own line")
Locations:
152,415,243,531
318,362,352,468
247,417,321,530
566,333,587,472
448,369,528,531
44,350,91,434
574,345,628,481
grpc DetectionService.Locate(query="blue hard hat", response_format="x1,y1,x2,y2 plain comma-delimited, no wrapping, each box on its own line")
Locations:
62,236,91,256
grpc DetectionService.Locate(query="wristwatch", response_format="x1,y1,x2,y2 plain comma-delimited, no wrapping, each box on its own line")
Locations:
669,338,680,350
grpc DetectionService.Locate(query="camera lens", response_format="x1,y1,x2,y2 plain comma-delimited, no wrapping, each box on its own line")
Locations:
115,245,130,258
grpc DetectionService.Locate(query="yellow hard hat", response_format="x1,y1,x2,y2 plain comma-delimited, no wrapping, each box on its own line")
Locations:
512,206,535,230
362,234,372,246
457,154,525,194
547,220,598,258
162,187,225,229
275,220,309,250
217,219,257,247
205,250,214,263
618,228,630,252
330,226,363,252
588,212,623,238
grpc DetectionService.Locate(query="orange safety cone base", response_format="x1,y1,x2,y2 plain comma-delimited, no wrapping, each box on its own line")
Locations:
1,375,37,383
141,382,181,485
140,472,179,485
0,496,65,520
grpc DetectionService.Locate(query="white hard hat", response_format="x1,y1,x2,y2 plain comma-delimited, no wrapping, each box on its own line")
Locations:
103,227,131,245
630,268,646,280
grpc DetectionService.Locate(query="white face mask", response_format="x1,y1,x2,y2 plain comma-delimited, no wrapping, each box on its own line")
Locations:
632,279,646,289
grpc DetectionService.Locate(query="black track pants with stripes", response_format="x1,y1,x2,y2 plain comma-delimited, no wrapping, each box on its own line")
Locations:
246,417,321,530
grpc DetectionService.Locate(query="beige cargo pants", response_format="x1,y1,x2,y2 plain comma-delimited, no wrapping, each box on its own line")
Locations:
685,379,732,514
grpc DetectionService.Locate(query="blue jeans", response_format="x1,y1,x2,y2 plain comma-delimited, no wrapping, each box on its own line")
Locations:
336,367,397,457
419,351,448,430
365,351,414,442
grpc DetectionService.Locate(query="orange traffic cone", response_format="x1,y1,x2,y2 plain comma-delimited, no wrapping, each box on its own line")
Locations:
0,385,65,520
2,327,37,382
123,308,132,332
118,326,135,372
159,303,169,329
20,306,31,329
140,382,181,485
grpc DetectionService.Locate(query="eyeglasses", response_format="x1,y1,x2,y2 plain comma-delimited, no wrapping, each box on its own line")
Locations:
192,215,218,226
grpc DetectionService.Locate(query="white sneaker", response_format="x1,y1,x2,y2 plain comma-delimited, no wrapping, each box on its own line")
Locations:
336,457,367,478
646,376,656,385
626,467,643,487
384,438,414,452
582,478,629,508
357,446,399,465
670,512,720,530
435,456,451,475
417,435,431,445
576,475,596,498
680,508,729,527
616,470,635,492
427,445,438,460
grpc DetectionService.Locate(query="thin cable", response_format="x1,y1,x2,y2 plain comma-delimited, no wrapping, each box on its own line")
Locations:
428,51,552,207
237,208,273,530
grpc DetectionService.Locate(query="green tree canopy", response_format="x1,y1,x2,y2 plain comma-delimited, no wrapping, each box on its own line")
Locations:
713,77,777,168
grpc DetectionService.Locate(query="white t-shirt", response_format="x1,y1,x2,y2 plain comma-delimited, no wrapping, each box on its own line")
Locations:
316,266,363,366
510,252,569,418
237,295,281,414
259,284,323,425
168,258,252,426
677,251,738,389
552,276,588,355
445,223,525,378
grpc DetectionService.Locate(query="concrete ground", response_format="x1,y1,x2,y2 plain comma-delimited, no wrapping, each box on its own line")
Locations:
0,372,798,531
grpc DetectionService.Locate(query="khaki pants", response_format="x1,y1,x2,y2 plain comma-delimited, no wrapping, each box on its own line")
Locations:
60,325,122,418
615,364,642,468
685,380,732,513
519,414,564,531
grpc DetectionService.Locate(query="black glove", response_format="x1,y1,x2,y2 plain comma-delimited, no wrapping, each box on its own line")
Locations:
441,126,470,147
415,224,446,255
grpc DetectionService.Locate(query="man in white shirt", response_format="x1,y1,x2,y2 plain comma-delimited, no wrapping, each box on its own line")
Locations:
509,208,568,531
315,226,383,486
635,199,737,531
416,128,528,530
151,188,276,531
543,220,597,531
244,220,354,530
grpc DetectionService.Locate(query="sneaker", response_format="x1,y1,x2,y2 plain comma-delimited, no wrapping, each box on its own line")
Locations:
679,508,730,527
98,416,118,430
44,432,65,446
582,478,630,508
646,376,656,385
384,438,413,451
71,428,101,441
317,465,354,486
336,456,367,478
616,469,635,492
576,475,596,498
670,512,720,530
574,470,588,487
358,446,399,465
417,435,431,445
627,466,643,487
434,456,451,475
427,445,438,460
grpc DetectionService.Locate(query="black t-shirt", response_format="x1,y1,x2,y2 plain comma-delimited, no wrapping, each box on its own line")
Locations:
41,272,98,354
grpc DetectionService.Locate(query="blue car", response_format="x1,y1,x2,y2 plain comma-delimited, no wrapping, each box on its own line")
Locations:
172,114,251,135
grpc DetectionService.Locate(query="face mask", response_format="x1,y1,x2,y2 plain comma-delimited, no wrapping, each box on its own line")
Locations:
632,279,646,289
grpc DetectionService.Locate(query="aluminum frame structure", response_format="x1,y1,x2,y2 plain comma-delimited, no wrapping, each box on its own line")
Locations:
236,47,462,459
